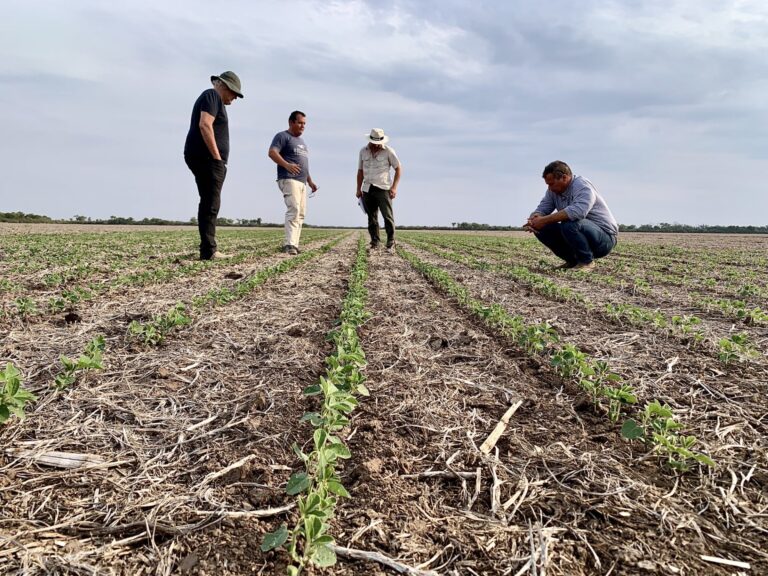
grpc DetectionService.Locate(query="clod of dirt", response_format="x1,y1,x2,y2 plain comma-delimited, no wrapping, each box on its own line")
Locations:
64,312,82,323
156,367,172,379
225,272,244,280
363,458,384,475
573,397,592,412
177,552,199,573
428,336,449,350
123,312,151,323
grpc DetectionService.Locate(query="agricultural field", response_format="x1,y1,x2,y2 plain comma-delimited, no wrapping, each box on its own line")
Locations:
0,224,766,575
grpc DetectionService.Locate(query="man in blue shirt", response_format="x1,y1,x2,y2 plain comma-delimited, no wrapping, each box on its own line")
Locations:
268,111,319,255
524,161,618,271
184,71,243,260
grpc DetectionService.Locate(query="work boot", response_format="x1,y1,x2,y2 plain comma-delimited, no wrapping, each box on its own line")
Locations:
573,261,596,272
201,251,232,260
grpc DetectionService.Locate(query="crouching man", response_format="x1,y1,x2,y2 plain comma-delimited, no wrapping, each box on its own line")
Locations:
524,160,618,271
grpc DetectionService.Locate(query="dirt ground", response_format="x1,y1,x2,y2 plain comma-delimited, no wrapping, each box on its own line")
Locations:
1,228,766,575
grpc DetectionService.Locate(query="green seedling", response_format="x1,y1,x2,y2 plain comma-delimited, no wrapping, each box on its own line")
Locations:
13,296,37,318
264,236,368,574
54,335,106,389
551,344,587,379
602,383,637,422
0,362,37,424
717,332,756,364
621,400,714,471
129,303,190,346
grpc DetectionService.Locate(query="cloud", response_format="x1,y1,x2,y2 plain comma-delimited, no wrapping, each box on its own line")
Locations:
1,0,767,226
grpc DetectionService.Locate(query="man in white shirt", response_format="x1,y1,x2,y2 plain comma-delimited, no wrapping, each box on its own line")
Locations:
356,128,402,250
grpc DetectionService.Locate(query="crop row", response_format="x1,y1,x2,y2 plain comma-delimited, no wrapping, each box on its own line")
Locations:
1,335,105,425
400,236,761,364
262,235,371,574
129,235,346,346
0,230,339,322
397,244,714,472
0,228,320,283
405,233,768,330
2,234,347,427
1,237,281,321
405,233,768,304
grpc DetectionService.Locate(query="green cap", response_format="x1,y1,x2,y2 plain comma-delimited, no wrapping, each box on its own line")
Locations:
211,71,243,98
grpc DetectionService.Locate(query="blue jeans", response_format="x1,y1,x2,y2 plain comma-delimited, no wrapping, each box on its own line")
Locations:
534,219,617,265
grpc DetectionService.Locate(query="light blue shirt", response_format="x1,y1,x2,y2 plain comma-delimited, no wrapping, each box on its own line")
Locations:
534,175,619,237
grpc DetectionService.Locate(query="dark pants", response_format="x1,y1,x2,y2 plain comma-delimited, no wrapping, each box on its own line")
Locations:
185,156,226,259
363,186,395,246
534,219,617,265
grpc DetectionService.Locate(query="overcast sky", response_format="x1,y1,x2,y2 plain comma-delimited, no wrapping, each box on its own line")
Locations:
2,0,767,227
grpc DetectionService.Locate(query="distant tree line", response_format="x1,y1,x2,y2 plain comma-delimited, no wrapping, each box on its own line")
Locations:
0,211,54,223
617,223,768,234
1,212,767,233
0,213,276,227
445,222,768,234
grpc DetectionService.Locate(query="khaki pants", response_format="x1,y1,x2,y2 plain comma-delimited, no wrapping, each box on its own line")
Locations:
278,179,307,247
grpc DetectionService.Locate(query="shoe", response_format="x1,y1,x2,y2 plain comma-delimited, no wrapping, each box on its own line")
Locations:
201,251,232,261
555,262,577,270
282,245,299,255
386,240,396,250
573,261,596,271
369,242,380,250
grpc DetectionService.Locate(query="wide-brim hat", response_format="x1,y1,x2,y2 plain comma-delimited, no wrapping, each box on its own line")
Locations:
211,71,244,98
366,128,389,145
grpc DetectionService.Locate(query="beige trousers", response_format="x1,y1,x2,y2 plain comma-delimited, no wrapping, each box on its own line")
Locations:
278,179,307,247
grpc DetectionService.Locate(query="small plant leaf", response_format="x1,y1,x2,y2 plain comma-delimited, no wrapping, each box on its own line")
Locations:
260,524,289,552
286,472,311,495
311,543,337,567
300,412,323,426
327,480,350,498
621,419,645,440
303,384,322,396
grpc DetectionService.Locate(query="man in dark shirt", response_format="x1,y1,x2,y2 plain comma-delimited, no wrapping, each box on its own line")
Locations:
184,71,243,260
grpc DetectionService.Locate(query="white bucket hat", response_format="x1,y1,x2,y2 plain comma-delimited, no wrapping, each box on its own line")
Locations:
366,128,389,145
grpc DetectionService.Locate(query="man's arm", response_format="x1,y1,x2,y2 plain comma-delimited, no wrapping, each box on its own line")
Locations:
523,191,561,231
563,184,596,221
307,174,318,193
199,112,222,161
527,210,570,231
268,147,301,175
356,169,364,198
389,165,402,199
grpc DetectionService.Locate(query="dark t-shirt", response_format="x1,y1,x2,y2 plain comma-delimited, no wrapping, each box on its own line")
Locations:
270,130,309,183
184,89,229,162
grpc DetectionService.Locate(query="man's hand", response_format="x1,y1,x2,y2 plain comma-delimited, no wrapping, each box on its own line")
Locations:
527,214,547,231
309,181,318,193
389,187,397,200
356,190,362,198
285,162,301,175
